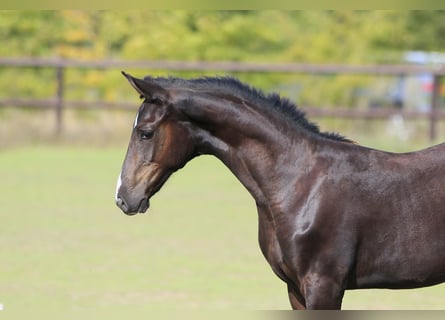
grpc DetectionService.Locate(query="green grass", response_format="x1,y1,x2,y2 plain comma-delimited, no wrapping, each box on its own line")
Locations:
1,144,445,318
0,146,288,318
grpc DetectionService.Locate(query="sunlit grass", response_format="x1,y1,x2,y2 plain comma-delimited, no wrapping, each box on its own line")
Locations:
2,112,445,317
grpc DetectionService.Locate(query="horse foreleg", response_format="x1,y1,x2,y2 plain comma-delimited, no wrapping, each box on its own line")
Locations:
287,283,306,310
302,274,344,310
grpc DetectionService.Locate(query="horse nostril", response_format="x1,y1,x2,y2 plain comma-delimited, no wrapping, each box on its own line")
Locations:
116,197,128,212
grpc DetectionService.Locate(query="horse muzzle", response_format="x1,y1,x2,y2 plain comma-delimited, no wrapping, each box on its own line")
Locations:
115,163,166,216
116,195,150,215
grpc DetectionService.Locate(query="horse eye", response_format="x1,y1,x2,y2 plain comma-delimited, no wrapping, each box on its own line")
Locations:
140,130,154,140
150,98,163,105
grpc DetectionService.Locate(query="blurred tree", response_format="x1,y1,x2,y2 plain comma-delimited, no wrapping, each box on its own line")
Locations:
369,11,445,53
0,11,444,107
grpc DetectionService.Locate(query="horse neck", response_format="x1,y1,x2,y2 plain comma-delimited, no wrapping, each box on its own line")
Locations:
182,93,317,207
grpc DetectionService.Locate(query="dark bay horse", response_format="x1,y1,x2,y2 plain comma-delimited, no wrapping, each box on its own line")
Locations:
115,72,445,309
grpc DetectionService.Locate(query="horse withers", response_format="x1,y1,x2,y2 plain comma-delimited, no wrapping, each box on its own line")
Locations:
115,72,445,309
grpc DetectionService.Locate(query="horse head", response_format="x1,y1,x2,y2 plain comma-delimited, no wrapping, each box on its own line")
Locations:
115,72,195,215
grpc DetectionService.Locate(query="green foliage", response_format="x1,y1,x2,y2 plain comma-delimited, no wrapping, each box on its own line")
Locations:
371,11,445,53
1,11,445,107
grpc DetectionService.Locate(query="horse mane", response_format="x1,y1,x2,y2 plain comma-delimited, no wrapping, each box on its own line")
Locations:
146,75,351,143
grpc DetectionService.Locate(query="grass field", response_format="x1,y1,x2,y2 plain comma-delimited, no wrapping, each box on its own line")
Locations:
2,140,445,317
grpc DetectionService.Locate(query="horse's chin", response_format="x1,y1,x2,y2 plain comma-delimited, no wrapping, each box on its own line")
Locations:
137,197,150,213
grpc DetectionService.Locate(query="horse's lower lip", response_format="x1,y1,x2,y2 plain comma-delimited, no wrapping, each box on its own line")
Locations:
123,210,138,216
137,198,150,213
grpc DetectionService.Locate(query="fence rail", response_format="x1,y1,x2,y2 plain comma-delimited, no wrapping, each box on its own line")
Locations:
0,57,443,140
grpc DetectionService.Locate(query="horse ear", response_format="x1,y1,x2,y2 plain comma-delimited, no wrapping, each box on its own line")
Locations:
121,71,169,102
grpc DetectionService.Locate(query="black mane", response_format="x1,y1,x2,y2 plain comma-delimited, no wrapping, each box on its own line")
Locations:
146,75,350,143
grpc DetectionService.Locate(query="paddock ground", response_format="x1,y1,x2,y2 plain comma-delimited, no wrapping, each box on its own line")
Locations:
1,145,445,318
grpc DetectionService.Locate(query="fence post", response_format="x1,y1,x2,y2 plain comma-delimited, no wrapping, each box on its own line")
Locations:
55,65,65,136
429,75,441,142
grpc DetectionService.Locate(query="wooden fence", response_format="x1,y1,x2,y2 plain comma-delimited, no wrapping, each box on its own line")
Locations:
0,57,444,140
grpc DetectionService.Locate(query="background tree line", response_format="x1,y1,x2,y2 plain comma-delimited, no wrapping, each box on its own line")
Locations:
1,10,444,107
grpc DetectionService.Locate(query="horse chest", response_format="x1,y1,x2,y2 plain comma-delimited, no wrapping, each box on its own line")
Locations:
257,213,298,282
258,229,288,281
